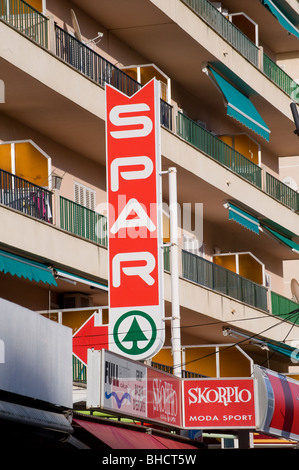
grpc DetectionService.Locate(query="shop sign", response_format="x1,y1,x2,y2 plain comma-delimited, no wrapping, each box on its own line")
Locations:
105,79,164,361
0,298,72,408
72,312,108,366
87,349,147,419
183,378,256,429
147,367,182,427
255,365,299,441
87,349,182,428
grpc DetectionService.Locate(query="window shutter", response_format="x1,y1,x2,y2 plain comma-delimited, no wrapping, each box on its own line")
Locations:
74,181,96,210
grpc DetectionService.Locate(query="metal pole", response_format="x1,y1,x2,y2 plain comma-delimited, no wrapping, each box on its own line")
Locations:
168,167,181,377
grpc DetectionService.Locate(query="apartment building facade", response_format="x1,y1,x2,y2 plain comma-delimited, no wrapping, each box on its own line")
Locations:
1,0,299,448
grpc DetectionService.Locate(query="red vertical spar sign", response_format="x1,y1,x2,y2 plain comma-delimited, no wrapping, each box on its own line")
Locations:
106,79,164,360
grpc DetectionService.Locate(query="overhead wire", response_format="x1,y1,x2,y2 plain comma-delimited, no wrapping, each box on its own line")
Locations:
72,306,299,372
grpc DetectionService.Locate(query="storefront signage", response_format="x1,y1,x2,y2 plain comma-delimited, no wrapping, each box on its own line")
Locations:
255,365,299,441
106,79,164,361
72,312,108,366
87,349,182,428
147,367,182,427
183,378,256,429
0,298,72,408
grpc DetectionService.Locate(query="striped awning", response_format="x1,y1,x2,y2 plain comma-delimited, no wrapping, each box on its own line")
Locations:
0,250,57,286
207,67,270,141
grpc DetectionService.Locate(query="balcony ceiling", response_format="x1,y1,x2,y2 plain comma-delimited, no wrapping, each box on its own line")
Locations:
0,57,105,164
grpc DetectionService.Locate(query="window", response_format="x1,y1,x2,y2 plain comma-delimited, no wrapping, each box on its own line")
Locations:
74,181,96,210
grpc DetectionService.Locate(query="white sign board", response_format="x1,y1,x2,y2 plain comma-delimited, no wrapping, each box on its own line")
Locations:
0,298,73,408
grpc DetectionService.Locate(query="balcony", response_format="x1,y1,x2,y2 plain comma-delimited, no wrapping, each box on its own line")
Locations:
182,0,259,67
177,111,299,213
266,173,299,212
0,0,48,48
54,24,173,130
271,291,299,326
182,249,268,311
0,168,53,223
60,196,107,247
181,0,299,101
176,112,262,188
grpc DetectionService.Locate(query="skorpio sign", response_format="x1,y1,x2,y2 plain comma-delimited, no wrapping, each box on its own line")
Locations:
183,378,256,429
106,79,164,361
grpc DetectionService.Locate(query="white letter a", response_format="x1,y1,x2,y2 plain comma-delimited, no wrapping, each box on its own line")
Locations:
110,198,156,234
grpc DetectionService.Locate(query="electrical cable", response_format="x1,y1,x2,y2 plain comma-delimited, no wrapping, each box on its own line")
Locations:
72,307,299,375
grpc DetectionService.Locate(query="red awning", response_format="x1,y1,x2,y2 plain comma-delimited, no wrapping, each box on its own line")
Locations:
152,434,199,449
73,419,198,449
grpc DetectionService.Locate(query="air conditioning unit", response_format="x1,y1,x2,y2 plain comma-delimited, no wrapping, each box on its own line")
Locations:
63,293,92,309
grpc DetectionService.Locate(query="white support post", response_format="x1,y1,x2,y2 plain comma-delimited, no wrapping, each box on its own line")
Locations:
168,167,181,377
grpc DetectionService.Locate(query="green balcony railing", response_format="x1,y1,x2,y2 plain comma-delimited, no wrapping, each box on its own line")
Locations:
177,112,262,188
263,53,299,103
181,0,259,66
0,0,48,48
73,355,87,384
265,173,299,212
271,291,299,326
182,249,268,311
60,196,107,246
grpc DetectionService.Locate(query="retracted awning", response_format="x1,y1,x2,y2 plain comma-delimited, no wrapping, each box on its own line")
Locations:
0,400,72,433
265,340,299,360
261,0,299,39
261,225,299,254
54,269,108,291
227,203,260,234
0,249,57,286
73,419,199,449
207,67,270,141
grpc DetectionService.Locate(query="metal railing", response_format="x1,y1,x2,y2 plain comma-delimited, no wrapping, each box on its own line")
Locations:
181,0,259,66
182,249,268,311
60,196,107,246
0,0,48,48
0,168,53,222
271,291,299,326
161,99,173,130
177,112,262,188
55,25,173,129
55,24,141,97
72,357,206,383
265,173,299,212
73,355,87,384
263,53,299,103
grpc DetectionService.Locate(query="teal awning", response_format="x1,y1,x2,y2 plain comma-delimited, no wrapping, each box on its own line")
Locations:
261,225,299,253
208,67,270,141
54,269,108,291
228,203,260,234
265,340,299,360
261,0,299,39
0,250,57,286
